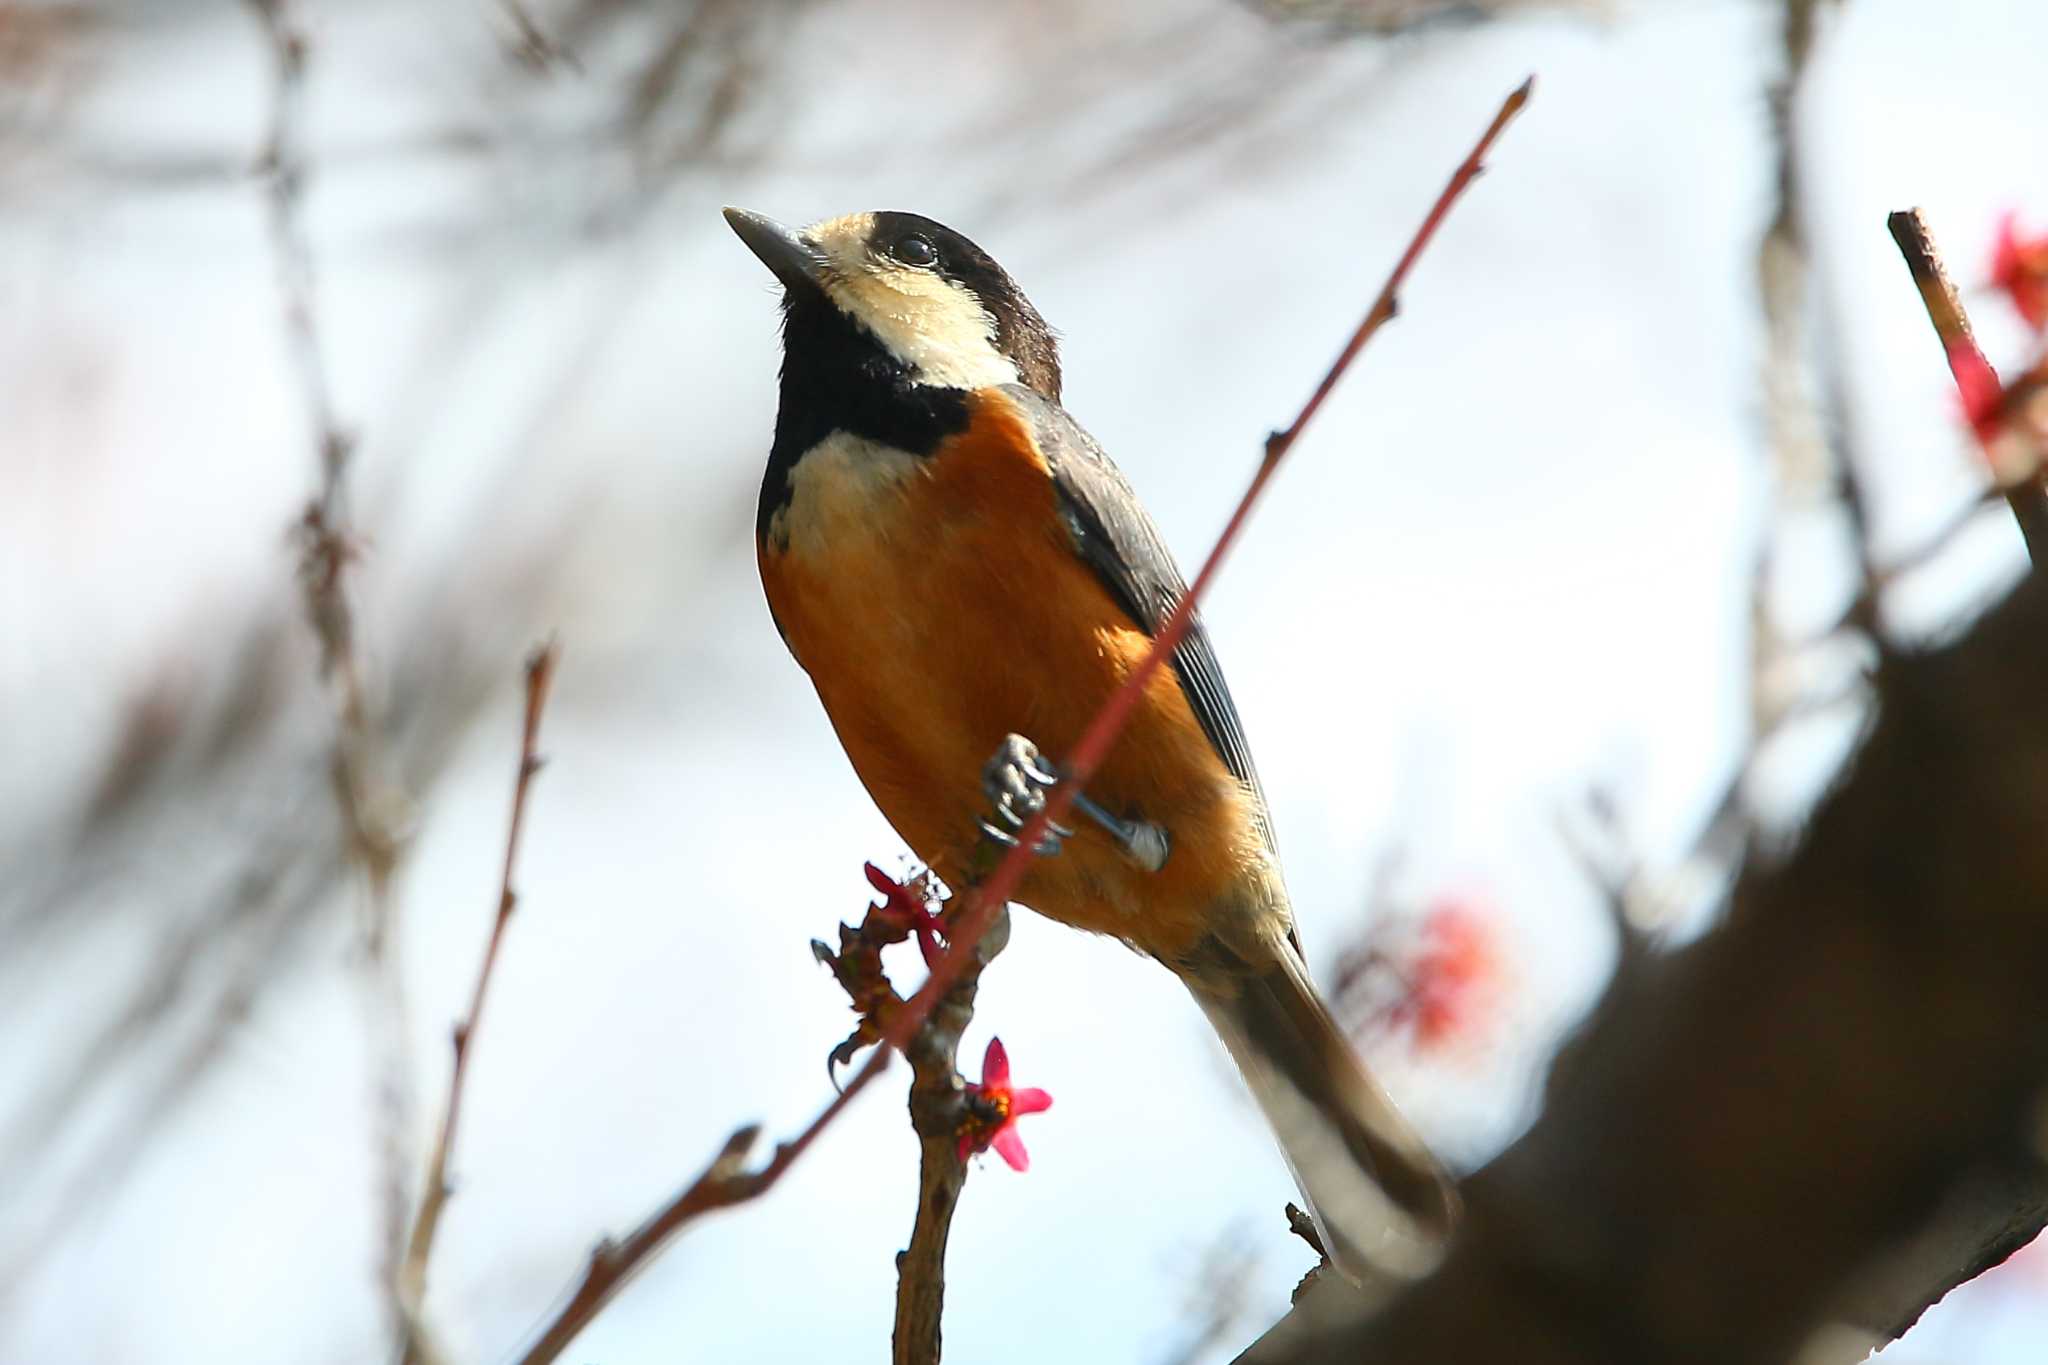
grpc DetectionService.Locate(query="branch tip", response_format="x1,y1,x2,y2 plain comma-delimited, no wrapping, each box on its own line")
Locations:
397,645,562,1362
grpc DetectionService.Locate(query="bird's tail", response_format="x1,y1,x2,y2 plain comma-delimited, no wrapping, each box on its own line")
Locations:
1190,936,1457,1282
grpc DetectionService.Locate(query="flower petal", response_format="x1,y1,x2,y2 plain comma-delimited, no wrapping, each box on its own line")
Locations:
991,1124,1031,1172
1010,1087,1053,1115
914,921,944,970
981,1036,1010,1090
1993,210,2023,291
1947,338,2006,442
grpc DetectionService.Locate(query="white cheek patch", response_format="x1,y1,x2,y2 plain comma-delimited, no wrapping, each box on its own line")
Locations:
823,268,1020,390
805,213,1020,391
770,431,925,561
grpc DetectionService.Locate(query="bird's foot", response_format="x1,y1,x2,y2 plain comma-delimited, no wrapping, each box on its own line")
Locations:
979,734,1072,856
978,733,1171,872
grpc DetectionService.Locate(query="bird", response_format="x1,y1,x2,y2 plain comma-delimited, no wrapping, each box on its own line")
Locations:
724,205,1455,1277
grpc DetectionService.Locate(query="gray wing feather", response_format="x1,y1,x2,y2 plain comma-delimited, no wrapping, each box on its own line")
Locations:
1003,384,1278,853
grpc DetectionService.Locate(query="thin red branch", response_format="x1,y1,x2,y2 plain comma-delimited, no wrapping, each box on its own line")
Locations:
512,78,1533,1365
400,642,560,1360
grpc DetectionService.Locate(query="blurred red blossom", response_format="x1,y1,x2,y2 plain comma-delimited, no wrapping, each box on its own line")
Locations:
864,861,944,968
1384,901,1502,1050
1946,337,2006,444
1991,210,2048,332
1334,895,1506,1058
1945,340,2048,486
958,1036,1053,1170
1935,212,2048,485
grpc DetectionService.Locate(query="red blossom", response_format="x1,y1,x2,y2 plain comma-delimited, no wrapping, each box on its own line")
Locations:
1946,337,2007,445
1337,896,1506,1057
1991,210,2048,333
957,1036,1053,1170
863,862,944,969
1943,342,2048,486
1383,901,1500,1050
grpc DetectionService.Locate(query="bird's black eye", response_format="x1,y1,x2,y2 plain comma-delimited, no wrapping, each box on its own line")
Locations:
891,233,938,268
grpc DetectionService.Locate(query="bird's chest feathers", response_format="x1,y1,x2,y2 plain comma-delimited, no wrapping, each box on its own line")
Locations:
757,409,1093,757
764,431,932,563
763,409,1061,615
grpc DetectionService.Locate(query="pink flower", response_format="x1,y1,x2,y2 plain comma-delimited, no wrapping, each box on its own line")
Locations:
1991,210,2048,333
864,862,944,969
958,1036,1053,1170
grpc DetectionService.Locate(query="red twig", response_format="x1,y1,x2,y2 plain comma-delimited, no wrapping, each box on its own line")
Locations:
512,78,1532,1365
400,642,560,1361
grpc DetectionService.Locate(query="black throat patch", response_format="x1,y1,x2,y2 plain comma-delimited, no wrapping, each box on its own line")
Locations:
759,291,970,545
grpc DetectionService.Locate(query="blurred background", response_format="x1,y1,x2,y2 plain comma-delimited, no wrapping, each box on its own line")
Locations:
6,0,2048,1360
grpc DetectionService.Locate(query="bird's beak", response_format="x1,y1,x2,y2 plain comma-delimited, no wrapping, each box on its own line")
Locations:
723,207,828,292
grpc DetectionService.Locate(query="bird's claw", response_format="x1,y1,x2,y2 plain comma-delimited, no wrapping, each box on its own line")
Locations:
978,733,1170,872
981,734,1068,855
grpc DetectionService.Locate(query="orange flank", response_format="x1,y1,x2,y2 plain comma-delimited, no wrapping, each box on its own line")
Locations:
759,388,1263,963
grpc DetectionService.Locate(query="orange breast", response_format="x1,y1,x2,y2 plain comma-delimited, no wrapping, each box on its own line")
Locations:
758,389,1268,963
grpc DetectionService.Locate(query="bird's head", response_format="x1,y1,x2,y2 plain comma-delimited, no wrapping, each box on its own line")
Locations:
724,207,1061,401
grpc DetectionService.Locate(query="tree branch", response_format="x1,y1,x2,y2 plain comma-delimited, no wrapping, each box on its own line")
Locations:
892,904,1011,1365
510,1123,773,1365
1242,562,2048,1364
246,3,417,1349
247,0,396,890
1887,207,2048,561
511,880,1009,1365
399,641,560,1365
1238,192,2048,1356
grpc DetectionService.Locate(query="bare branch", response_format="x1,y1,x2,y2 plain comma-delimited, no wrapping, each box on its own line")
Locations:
246,0,399,893
510,1122,773,1365
399,642,561,1364
246,2,415,1346
891,904,1012,1365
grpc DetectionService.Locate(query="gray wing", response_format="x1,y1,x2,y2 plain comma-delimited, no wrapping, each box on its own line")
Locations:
1003,384,1278,853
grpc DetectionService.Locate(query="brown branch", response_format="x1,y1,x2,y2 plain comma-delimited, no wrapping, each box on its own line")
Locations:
1684,0,1868,915
510,78,1531,1363
1753,0,1839,723
515,879,1011,1365
892,905,1011,1365
1241,567,2048,1365
1887,208,2048,562
245,2,418,1349
510,1122,772,1365
895,1119,970,1365
399,641,560,1364
249,0,404,904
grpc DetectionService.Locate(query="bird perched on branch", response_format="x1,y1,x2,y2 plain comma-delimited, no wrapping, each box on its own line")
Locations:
725,205,1455,1277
